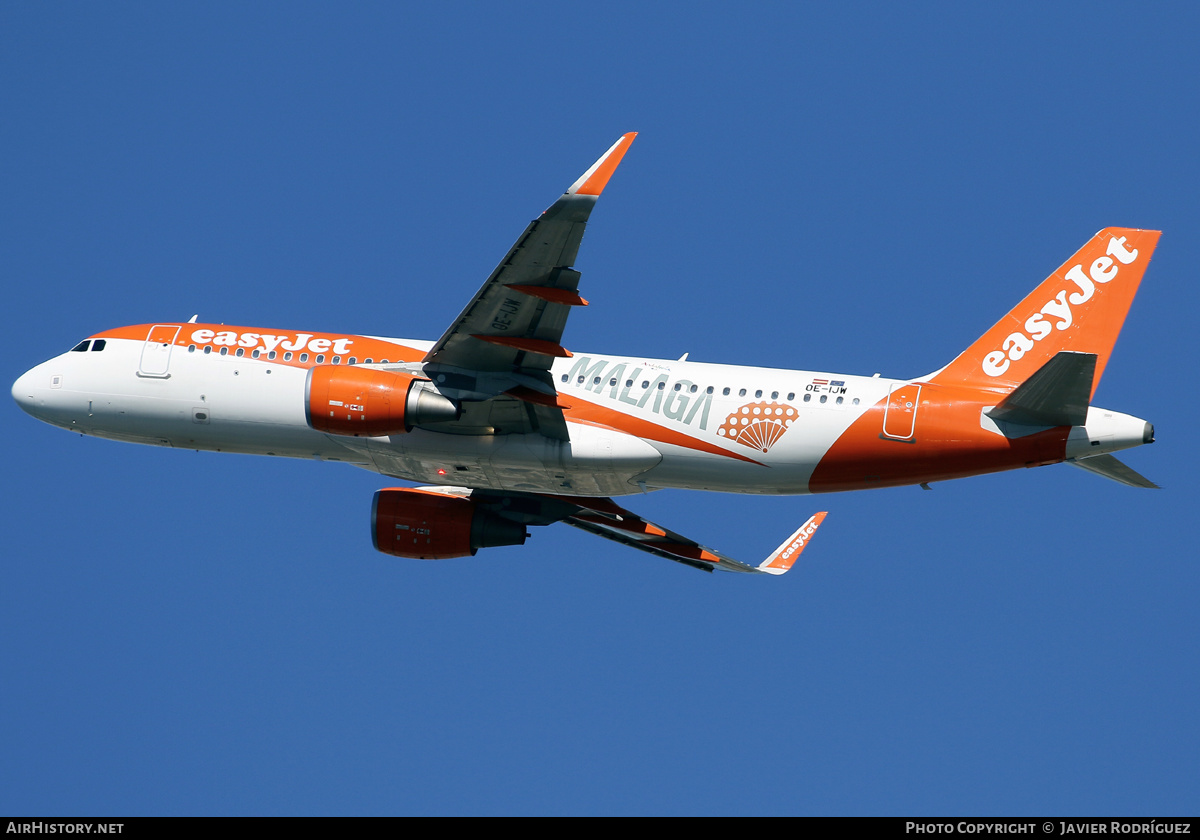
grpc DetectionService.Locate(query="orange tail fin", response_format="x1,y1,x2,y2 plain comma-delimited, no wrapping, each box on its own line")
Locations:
930,228,1160,397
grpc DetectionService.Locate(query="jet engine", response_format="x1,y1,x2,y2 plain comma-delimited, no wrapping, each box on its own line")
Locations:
305,366,458,436
371,488,529,559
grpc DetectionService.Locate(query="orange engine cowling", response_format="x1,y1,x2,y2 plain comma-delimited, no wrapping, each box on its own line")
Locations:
371,488,528,559
305,365,458,436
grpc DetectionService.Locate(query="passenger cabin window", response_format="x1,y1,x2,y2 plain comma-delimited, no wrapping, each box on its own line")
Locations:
315,354,324,364
348,357,357,365
91,340,106,352
755,390,763,398
332,356,341,365
203,346,212,355
72,340,90,352
300,353,309,362
723,387,730,396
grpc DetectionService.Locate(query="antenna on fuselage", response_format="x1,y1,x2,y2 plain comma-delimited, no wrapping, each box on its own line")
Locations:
187,314,198,323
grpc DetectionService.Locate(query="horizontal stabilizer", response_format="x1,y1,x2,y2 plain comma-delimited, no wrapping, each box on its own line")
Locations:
1069,454,1160,489
988,351,1096,427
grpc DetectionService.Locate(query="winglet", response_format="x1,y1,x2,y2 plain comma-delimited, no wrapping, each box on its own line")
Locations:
566,132,637,197
757,512,827,575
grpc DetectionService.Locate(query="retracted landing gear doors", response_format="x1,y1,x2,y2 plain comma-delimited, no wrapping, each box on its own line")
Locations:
139,325,180,378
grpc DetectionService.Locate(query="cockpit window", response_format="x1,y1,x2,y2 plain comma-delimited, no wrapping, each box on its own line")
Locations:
91,339,106,352
71,340,90,352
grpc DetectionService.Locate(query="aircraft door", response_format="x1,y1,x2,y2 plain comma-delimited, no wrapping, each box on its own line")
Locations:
882,383,921,441
139,325,180,378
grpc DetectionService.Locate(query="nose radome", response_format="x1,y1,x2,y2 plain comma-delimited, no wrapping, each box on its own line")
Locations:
12,368,38,415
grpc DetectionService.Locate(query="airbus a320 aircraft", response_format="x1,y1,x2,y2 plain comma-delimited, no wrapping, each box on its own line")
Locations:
13,134,1161,575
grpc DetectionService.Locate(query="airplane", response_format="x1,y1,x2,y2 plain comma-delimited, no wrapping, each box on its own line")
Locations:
12,133,1161,575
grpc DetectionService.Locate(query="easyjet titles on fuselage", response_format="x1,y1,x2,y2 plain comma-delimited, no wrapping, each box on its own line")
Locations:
188,328,357,356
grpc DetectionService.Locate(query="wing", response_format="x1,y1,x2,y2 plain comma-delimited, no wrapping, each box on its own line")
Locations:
459,489,827,575
418,133,637,440
563,499,827,574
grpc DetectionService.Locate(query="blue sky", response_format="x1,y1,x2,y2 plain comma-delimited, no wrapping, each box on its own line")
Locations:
3,2,1198,815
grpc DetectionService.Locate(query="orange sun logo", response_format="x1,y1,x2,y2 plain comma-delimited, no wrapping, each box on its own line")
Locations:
717,402,798,453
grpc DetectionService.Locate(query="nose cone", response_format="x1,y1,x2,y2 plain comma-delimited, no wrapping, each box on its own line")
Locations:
12,363,66,426
12,367,39,417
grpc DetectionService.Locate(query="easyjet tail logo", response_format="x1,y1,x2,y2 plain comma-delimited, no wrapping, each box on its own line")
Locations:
981,235,1139,378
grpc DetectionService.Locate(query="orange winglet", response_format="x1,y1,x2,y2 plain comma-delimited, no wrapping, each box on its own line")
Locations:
568,132,637,197
758,512,827,575
471,335,573,357
506,284,589,306
504,386,572,409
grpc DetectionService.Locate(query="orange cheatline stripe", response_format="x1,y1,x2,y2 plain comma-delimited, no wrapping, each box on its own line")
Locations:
91,323,427,363
506,284,589,306
574,132,637,196
566,396,764,465
471,334,572,357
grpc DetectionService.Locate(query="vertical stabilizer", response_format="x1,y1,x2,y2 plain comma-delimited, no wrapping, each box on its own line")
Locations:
931,228,1159,396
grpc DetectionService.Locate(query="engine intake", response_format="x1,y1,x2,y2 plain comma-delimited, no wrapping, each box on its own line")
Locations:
305,366,458,436
371,488,528,559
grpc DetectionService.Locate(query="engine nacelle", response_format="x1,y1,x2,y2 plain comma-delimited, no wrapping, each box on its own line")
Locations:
371,488,529,559
305,365,458,436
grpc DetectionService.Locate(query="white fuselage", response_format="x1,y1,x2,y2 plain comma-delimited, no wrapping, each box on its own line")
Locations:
12,325,1151,499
